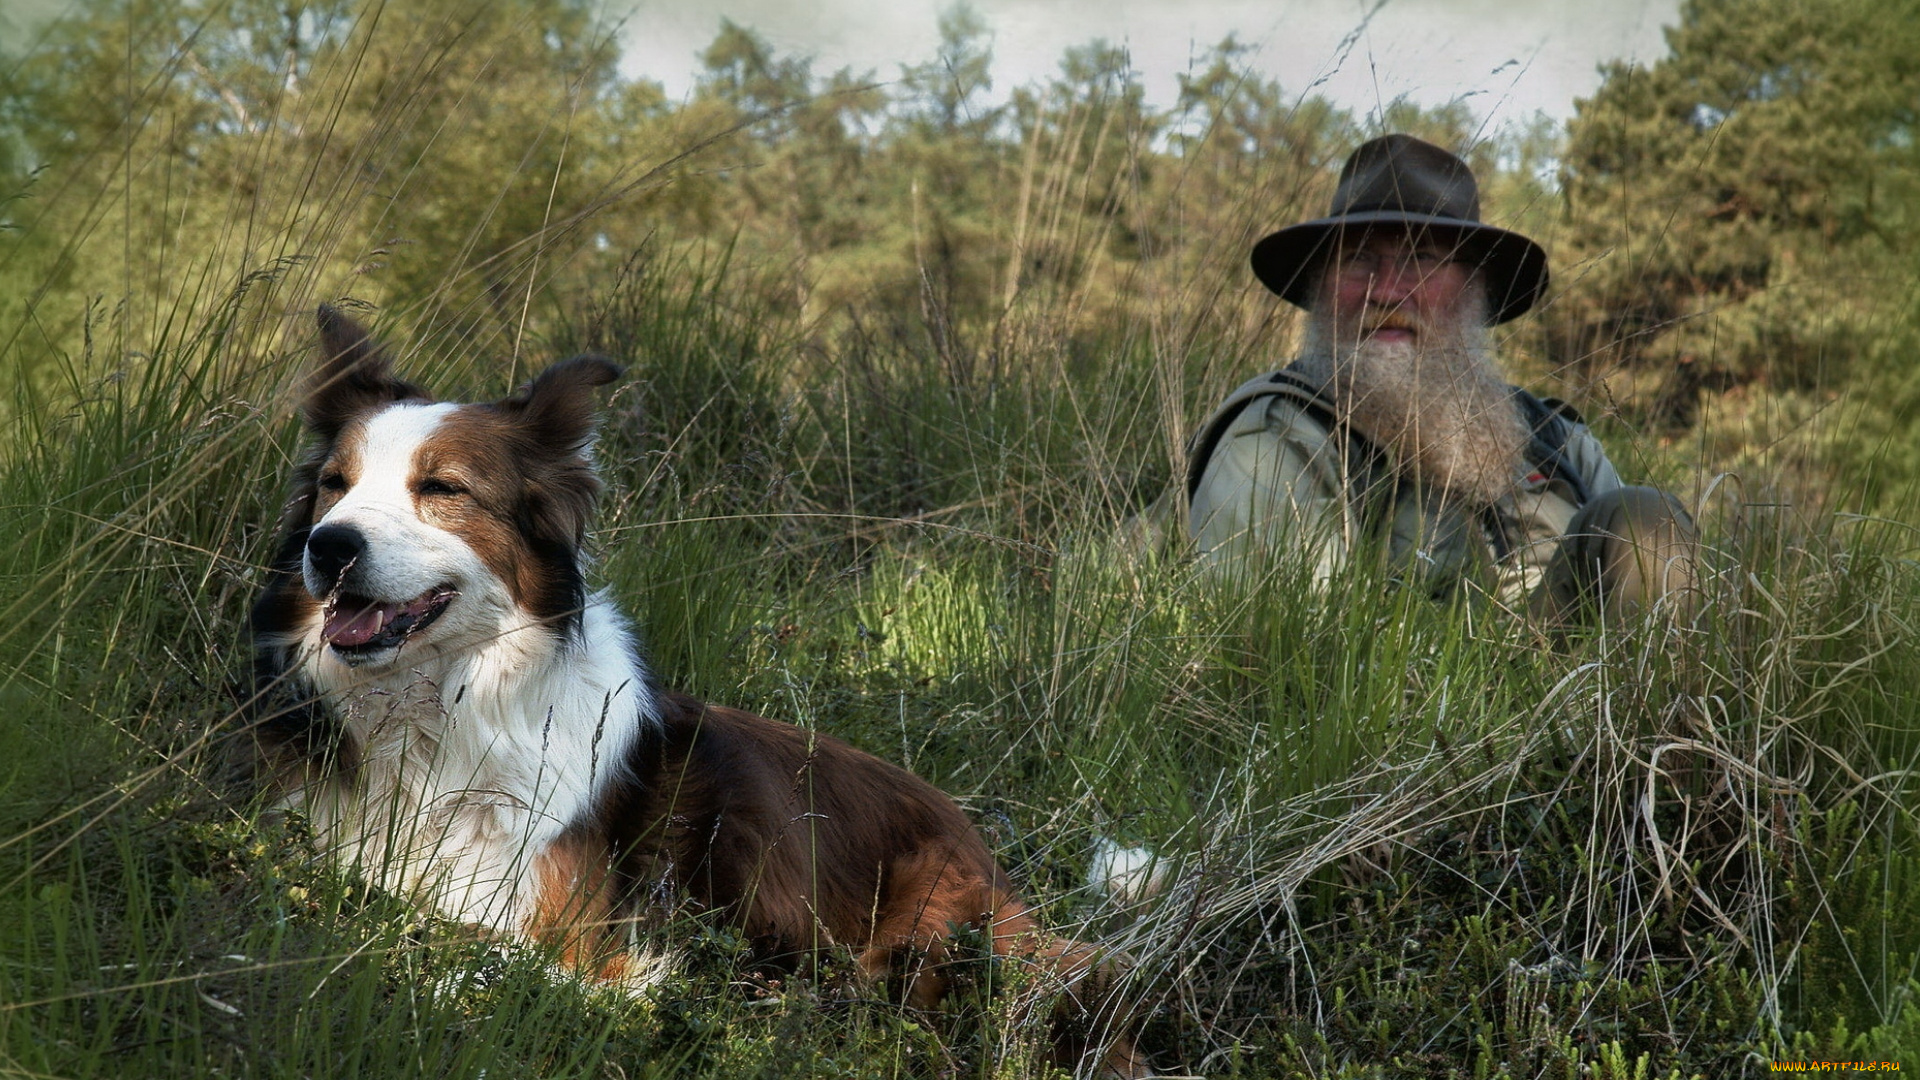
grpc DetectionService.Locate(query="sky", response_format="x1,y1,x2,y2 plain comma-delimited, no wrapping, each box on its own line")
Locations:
0,0,1685,129
616,0,1684,129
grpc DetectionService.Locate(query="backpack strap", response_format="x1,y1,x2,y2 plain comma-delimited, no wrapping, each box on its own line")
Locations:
1508,388,1591,506
1185,368,1382,499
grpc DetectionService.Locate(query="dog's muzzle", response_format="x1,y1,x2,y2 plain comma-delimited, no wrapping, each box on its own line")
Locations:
304,522,457,658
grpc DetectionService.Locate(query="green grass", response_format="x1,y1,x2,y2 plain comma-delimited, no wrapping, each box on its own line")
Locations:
0,256,1915,1079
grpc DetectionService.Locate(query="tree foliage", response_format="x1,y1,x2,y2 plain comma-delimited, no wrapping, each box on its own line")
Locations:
3,0,1916,500
1553,0,1919,490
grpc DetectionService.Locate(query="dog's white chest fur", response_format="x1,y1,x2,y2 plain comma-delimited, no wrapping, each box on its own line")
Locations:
289,595,649,931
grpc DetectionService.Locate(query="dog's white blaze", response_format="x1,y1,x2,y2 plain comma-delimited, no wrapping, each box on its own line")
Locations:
286,401,658,932
302,403,474,608
340,401,458,508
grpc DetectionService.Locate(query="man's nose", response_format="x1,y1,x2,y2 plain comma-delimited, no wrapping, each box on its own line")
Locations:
1364,258,1419,304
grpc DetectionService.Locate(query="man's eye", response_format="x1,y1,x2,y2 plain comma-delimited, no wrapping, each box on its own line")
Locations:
319,472,348,492
418,478,465,497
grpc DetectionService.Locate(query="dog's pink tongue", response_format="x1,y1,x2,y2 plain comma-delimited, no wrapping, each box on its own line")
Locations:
324,601,396,647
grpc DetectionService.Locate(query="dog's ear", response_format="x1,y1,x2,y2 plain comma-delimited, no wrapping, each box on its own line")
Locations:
498,355,623,457
497,355,623,549
304,304,428,438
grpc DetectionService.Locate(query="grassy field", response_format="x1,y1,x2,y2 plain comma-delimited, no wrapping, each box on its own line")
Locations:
0,250,1916,1079
3,11,1919,1078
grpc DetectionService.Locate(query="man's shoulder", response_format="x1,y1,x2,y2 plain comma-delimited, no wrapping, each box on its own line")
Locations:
1506,385,1619,504
1186,366,1349,497
1206,367,1341,432
1226,383,1342,442
1510,386,1586,428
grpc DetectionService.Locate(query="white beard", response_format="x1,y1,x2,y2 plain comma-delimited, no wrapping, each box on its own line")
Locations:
1293,287,1530,509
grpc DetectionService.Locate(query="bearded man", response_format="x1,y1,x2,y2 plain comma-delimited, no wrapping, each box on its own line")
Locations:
1185,134,1696,621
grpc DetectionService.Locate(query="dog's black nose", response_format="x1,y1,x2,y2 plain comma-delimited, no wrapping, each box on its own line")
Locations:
306,524,367,588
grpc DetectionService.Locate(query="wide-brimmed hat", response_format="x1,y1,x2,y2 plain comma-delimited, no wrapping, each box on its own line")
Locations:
1250,134,1549,324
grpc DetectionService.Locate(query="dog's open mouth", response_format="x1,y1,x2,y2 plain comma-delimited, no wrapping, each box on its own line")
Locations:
322,588,456,654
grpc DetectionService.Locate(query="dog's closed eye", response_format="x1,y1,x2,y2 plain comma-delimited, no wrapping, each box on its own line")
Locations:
417,477,465,498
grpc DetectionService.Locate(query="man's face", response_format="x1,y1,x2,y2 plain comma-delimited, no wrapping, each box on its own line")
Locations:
1318,228,1476,349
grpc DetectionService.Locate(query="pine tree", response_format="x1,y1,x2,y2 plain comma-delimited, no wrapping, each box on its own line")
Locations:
1555,0,1919,456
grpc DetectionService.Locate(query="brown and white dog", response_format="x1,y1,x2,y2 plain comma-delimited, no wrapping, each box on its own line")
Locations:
245,306,1144,1076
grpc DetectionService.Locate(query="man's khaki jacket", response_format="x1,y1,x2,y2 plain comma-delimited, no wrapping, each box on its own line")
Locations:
1185,364,1623,602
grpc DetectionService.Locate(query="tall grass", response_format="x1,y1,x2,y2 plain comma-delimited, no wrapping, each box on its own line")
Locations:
3,9,1919,1079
